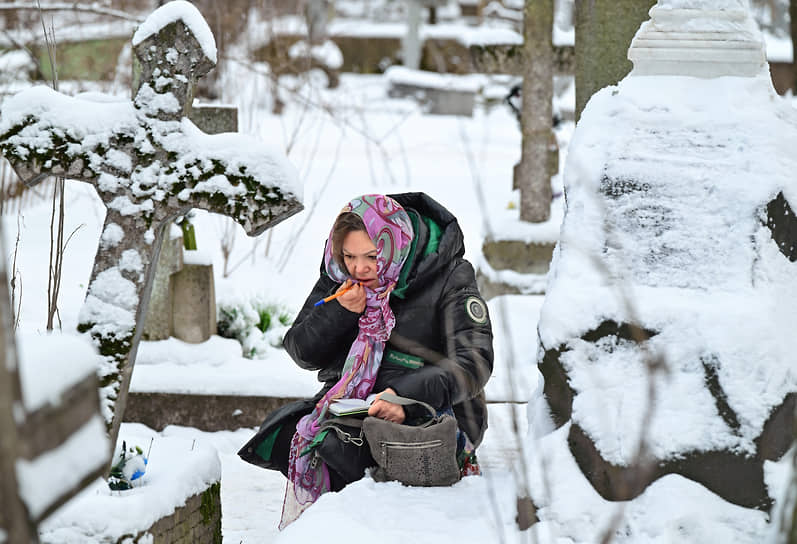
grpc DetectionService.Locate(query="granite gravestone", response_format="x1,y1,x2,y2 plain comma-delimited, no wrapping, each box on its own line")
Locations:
536,0,796,520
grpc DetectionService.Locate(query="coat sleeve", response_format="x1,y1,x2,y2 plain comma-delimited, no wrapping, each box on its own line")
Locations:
386,260,494,410
283,273,361,371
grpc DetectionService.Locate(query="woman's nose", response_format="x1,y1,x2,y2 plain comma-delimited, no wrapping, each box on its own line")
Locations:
353,258,370,274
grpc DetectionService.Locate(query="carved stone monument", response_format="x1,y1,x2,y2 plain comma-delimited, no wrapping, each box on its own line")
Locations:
535,0,796,525
0,1,303,455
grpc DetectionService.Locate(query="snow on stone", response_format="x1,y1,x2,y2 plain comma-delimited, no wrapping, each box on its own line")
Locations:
100,223,124,249
641,0,761,37
521,423,769,543
657,0,749,9
177,118,302,199
288,40,344,70
119,249,144,276
16,331,100,412
458,26,522,47
539,72,797,464
182,248,212,265
38,425,220,544
476,256,548,295
765,32,793,63
1,82,301,212
0,86,137,142
193,174,247,198
15,415,108,520
384,66,483,93
132,0,217,64
134,83,181,115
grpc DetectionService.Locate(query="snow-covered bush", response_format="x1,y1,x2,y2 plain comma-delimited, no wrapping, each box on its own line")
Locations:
217,295,293,359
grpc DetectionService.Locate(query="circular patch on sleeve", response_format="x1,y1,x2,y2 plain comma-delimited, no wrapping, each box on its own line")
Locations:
465,296,488,325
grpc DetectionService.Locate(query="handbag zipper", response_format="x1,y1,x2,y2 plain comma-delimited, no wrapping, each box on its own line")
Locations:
380,440,443,449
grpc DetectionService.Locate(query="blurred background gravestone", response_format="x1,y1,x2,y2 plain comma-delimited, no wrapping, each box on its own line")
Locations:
536,0,797,517
469,0,562,298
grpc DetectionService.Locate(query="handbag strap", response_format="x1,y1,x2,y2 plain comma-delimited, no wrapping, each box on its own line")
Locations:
321,393,438,434
377,392,437,420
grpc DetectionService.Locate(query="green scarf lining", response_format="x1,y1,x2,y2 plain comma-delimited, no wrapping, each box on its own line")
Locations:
392,212,441,299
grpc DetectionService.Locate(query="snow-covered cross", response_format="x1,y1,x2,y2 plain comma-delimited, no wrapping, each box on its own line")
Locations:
0,1,303,454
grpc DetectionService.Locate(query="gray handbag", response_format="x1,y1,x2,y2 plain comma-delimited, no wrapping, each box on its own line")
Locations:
360,393,461,487
320,393,461,486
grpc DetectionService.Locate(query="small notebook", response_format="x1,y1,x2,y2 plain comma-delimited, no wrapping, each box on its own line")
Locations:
328,394,379,416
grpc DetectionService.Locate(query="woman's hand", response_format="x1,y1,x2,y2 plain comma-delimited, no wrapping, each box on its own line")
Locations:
336,279,366,313
368,388,405,424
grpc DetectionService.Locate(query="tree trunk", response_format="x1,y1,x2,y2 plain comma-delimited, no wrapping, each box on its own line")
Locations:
574,0,656,122
519,0,554,223
791,0,797,92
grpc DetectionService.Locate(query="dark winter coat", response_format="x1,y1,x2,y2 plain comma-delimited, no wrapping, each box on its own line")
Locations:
239,192,493,473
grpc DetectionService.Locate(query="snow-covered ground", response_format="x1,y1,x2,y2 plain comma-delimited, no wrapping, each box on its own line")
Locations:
2,7,796,542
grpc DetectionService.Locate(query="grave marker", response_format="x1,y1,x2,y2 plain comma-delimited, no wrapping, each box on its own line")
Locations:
0,1,303,455
0,227,109,542
536,0,795,516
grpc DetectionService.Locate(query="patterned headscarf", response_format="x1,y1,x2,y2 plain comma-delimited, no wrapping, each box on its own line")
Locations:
280,194,414,528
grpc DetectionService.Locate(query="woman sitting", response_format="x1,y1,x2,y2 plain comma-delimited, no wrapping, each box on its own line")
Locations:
239,192,494,527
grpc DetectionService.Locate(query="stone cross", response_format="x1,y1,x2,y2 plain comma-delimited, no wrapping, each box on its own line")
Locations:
0,2,303,454
0,227,108,541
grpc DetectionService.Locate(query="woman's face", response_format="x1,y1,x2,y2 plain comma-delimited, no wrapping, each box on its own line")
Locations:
342,230,378,289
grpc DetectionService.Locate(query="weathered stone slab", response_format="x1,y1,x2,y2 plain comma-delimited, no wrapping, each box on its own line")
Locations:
386,66,478,116
188,104,238,134
124,393,302,432
482,239,555,275
142,231,183,341
171,263,216,344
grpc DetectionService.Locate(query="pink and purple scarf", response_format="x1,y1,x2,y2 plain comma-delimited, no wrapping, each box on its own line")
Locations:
279,194,414,528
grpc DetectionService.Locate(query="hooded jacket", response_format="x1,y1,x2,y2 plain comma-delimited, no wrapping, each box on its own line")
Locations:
283,192,494,446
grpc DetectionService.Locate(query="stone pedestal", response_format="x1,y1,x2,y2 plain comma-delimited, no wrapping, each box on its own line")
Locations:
476,237,556,300
188,104,238,134
628,3,766,78
171,263,217,344
386,67,478,116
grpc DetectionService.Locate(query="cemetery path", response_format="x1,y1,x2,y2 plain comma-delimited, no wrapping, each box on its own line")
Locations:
214,402,529,543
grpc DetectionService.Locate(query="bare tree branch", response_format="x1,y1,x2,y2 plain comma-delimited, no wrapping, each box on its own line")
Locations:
0,2,143,22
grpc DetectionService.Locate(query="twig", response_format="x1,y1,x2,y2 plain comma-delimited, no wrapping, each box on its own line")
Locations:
0,2,143,22
10,213,23,330
276,125,345,273
458,119,537,540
